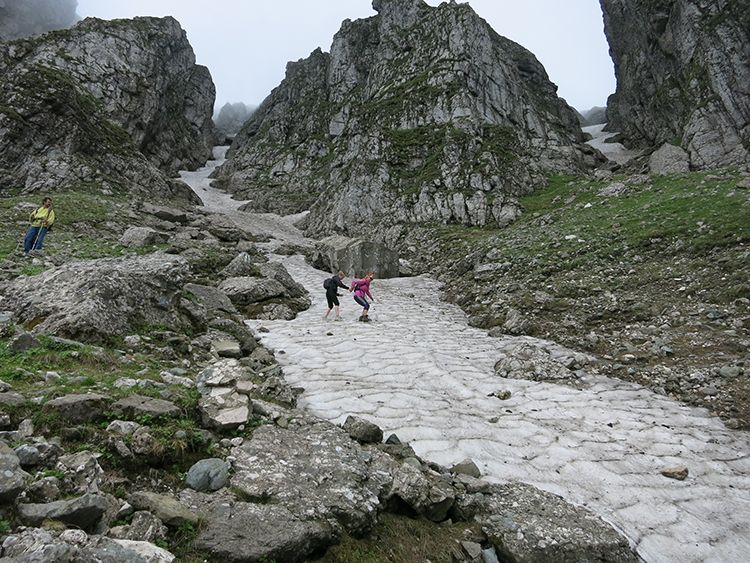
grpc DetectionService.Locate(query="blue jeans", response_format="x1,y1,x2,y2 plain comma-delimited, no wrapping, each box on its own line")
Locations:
24,226,49,253
354,295,370,310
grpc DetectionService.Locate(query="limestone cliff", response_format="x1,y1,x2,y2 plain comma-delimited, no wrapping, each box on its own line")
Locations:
0,16,215,197
217,0,600,237
601,0,750,168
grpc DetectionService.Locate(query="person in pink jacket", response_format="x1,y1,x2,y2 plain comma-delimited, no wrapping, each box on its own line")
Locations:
350,271,375,322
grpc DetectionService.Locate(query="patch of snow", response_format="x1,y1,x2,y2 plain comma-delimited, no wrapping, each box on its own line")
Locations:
583,124,640,165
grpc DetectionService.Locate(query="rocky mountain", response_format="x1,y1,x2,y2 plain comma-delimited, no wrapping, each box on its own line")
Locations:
0,0,78,41
578,105,607,126
0,16,215,197
601,0,750,168
214,101,255,137
216,0,601,239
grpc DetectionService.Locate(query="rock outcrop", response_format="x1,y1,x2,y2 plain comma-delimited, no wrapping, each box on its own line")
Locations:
0,253,194,341
0,16,215,197
0,0,78,41
216,0,601,237
601,0,750,168
311,235,400,279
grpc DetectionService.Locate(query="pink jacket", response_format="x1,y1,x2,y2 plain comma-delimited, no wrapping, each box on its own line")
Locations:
352,278,372,300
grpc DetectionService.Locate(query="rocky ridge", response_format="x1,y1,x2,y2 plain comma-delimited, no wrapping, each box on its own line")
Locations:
601,0,750,168
217,0,601,239
0,16,215,197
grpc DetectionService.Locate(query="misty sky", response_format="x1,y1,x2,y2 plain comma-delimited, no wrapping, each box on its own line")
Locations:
75,0,615,113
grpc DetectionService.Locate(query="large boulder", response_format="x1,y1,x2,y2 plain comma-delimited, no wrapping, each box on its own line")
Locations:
230,415,395,537
0,441,30,503
601,0,750,168
456,481,639,562
194,502,333,563
0,253,193,341
312,235,400,279
17,493,115,533
649,143,691,175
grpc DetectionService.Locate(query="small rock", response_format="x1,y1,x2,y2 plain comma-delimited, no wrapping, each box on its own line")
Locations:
719,366,742,378
451,458,481,479
213,339,243,359
661,466,689,480
185,458,231,492
461,540,483,560
342,415,383,444
9,332,41,352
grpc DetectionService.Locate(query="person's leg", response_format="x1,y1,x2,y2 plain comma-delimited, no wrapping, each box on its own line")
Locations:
353,295,367,320
32,227,48,250
23,227,38,254
324,294,335,318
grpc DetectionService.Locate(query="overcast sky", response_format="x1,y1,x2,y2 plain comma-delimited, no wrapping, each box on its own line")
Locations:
75,0,615,113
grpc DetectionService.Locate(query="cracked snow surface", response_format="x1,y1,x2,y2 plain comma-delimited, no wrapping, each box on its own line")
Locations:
185,149,750,563
247,256,750,563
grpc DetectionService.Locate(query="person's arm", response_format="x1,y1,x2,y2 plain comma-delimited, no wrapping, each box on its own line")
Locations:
46,210,55,226
337,278,349,290
365,286,373,300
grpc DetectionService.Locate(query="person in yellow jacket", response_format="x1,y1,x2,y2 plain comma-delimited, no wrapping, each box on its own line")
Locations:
23,197,56,256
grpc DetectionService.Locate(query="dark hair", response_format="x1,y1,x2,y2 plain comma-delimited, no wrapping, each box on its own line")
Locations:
42,197,52,205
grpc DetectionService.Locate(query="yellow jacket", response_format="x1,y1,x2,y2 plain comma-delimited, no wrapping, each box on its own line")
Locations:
30,206,55,228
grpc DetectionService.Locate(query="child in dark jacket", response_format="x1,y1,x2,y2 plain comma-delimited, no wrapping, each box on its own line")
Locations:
323,271,349,320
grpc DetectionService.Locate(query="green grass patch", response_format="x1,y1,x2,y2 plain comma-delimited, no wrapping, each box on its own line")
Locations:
0,187,133,259
434,171,750,272
0,517,11,535
318,512,483,563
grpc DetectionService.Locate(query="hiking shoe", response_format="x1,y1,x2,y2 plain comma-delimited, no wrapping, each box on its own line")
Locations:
334,316,342,321
361,316,371,322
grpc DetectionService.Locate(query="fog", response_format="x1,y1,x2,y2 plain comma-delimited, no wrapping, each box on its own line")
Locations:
0,0,79,40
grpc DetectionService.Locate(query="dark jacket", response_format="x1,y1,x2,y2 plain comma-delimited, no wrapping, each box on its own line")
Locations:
326,275,349,296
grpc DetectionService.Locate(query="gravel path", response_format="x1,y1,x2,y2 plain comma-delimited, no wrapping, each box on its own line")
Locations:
182,150,750,563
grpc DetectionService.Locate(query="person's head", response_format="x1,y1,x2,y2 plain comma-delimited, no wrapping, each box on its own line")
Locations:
365,271,375,280
42,197,52,207
337,271,346,279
